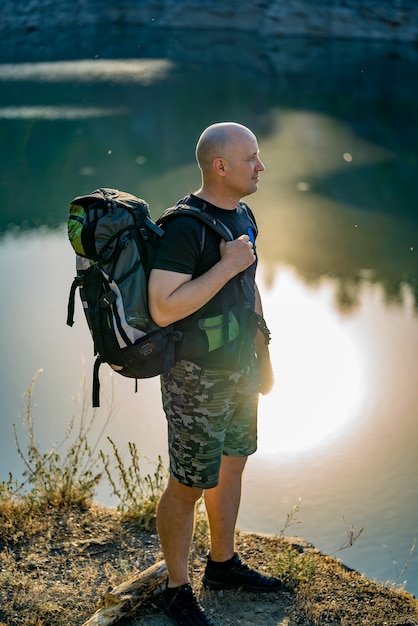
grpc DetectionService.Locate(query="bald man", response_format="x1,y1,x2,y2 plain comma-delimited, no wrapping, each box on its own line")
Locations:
149,122,279,626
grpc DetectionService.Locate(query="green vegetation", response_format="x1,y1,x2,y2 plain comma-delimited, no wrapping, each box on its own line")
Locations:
100,439,166,528
1,372,165,530
12,370,104,509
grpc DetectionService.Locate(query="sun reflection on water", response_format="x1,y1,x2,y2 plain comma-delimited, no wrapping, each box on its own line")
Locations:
257,267,368,455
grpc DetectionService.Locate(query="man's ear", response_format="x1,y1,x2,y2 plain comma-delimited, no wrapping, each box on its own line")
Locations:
213,157,227,176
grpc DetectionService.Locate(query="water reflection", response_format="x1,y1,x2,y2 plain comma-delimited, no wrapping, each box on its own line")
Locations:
0,106,127,120
251,108,418,313
0,59,174,83
257,266,368,454
1,37,417,313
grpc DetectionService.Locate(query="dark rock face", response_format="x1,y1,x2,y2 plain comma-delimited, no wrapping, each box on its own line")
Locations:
1,0,417,47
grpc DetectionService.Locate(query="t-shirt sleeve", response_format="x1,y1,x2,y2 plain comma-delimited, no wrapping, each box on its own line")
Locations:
152,215,203,275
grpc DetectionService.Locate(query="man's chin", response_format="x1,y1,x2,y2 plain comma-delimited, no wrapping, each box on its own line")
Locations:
240,183,258,198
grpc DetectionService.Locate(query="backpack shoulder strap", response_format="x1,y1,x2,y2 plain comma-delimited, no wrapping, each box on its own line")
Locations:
158,204,234,242
238,201,258,240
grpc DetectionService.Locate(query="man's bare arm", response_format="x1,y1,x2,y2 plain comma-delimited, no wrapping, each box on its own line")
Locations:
148,235,255,327
254,281,266,353
254,281,274,394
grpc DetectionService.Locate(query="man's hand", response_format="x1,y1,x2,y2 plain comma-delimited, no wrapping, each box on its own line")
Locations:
219,235,256,274
256,348,275,395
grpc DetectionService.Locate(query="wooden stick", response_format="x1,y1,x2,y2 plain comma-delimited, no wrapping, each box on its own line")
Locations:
82,559,167,625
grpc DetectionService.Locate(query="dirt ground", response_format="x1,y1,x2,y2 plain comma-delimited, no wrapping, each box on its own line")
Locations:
1,504,418,626
121,589,299,626
117,529,303,626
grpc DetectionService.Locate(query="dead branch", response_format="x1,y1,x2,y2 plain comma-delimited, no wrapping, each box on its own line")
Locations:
82,559,167,625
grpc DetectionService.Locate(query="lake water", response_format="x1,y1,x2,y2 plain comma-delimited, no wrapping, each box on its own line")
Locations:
1,31,417,596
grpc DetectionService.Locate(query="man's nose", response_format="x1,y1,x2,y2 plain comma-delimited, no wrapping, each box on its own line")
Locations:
256,158,265,171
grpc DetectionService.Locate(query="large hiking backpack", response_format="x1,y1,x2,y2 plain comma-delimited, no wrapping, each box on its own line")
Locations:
66,188,234,407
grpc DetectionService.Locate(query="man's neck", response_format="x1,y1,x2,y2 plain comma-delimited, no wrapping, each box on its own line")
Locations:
193,188,239,211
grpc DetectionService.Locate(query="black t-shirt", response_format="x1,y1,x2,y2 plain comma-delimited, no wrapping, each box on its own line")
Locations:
152,194,258,368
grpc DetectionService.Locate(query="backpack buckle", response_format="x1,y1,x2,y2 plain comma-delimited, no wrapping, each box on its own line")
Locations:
100,290,116,307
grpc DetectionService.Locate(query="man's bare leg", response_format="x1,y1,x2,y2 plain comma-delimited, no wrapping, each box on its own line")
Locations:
202,455,282,594
157,476,203,587
203,455,247,561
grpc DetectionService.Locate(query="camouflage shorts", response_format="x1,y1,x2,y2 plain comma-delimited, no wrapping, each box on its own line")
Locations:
161,360,258,489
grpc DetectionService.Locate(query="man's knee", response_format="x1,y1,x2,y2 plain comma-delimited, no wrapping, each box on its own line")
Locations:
163,475,204,505
220,455,248,476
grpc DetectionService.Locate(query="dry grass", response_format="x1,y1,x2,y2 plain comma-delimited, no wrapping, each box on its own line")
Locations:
289,549,418,626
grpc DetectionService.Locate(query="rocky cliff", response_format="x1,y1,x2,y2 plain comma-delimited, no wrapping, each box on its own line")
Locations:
2,0,417,46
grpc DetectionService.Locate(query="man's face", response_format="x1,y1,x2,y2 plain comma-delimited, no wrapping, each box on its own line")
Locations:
224,131,265,198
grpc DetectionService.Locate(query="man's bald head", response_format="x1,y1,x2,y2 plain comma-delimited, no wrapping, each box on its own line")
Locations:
195,122,256,173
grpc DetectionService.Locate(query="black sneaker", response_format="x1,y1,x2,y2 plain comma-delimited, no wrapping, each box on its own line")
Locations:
161,582,215,626
202,553,282,593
